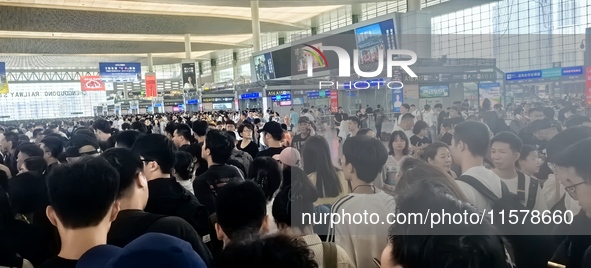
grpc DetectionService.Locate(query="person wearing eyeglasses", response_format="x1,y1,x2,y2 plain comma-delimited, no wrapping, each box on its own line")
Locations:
550,137,591,268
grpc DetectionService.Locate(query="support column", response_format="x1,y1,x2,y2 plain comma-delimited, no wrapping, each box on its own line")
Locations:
147,53,154,73
407,0,421,12
251,0,261,52
184,34,191,59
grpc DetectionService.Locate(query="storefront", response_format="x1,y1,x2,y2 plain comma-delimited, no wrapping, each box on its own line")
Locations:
202,97,234,111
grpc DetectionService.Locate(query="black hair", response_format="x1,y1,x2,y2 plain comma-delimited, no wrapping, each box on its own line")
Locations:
40,136,64,159
441,118,453,129
528,107,543,115
564,115,591,128
3,132,19,149
453,121,490,157
356,128,373,136
247,157,282,202
302,136,342,198
23,157,47,174
400,113,415,122
396,158,467,201
174,124,193,141
192,121,208,137
519,144,538,161
342,135,388,183
543,107,555,119
46,157,119,228
434,103,443,109
8,171,48,215
420,142,450,162
388,131,410,157
451,116,465,126
555,138,591,182
92,119,111,134
101,148,143,199
280,124,288,131
216,181,267,241
32,129,44,138
513,106,524,116
226,120,236,127
401,103,410,110
132,134,176,174
131,122,147,134
173,151,193,181
348,116,361,128
237,123,254,138
0,170,7,192
412,120,429,135
273,166,318,229
115,131,143,149
17,143,44,158
546,126,591,163
424,104,431,110
490,131,523,152
121,122,131,131
253,118,262,125
388,181,507,268
204,129,234,164
216,235,319,268
18,134,29,143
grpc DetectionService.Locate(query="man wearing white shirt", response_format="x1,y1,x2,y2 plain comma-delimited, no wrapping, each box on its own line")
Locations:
450,121,503,211
490,132,547,211
392,113,415,139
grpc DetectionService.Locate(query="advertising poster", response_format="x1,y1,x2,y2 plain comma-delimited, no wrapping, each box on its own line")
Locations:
419,85,449,98
253,53,276,81
586,67,591,107
80,76,105,91
330,90,339,113
145,73,157,98
403,84,418,102
181,62,197,89
478,82,501,107
392,88,404,113
0,62,7,94
99,62,141,82
355,19,396,65
295,43,325,72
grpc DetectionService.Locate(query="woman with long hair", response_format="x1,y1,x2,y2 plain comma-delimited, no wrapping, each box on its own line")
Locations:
248,157,283,235
384,131,411,192
421,142,457,178
301,136,349,207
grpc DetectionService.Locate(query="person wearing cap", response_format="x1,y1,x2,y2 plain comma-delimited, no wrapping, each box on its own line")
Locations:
64,134,101,164
76,233,208,268
273,147,301,170
291,116,315,153
255,121,285,158
38,157,120,268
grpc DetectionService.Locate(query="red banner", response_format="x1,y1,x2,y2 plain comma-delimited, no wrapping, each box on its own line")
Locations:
330,90,339,113
80,76,105,91
145,73,157,98
586,67,591,107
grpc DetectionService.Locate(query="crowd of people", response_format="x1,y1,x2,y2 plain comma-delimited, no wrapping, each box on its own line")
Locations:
0,97,590,268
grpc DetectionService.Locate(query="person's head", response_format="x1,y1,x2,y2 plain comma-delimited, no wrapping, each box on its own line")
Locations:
237,123,254,140
16,143,44,171
302,135,342,198
424,104,431,111
400,103,410,114
258,122,284,147
388,131,410,157
121,122,131,131
46,157,120,234
399,113,415,131
215,181,269,245
490,131,522,171
383,180,507,268
216,235,319,268
216,121,224,130
297,116,312,135
172,124,193,148
396,158,467,202
192,121,208,139
513,106,525,117
357,128,376,138
272,167,317,232
102,148,148,206
347,116,361,133
226,120,236,132
517,144,541,176
421,142,452,172
412,120,429,136
132,134,176,180
341,135,388,183
564,115,591,128
554,138,591,217
1,132,18,152
131,121,147,134
563,105,577,119
93,119,113,141
434,103,443,112
19,156,47,174
450,121,490,165
173,151,194,182
528,107,545,122
40,136,64,162
530,119,559,142
247,157,282,202
338,107,344,113
114,130,143,149
202,129,234,165
543,107,555,120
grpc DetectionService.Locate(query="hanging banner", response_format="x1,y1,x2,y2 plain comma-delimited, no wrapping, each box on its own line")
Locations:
478,82,501,107
330,90,339,113
181,62,197,90
0,62,7,94
80,76,105,91
145,73,157,98
586,67,591,107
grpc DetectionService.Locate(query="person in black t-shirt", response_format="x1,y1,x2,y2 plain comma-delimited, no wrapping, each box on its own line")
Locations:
102,148,213,267
38,157,120,268
236,124,259,159
194,130,245,215
255,122,285,158
409,120,431,155
291,116,314,152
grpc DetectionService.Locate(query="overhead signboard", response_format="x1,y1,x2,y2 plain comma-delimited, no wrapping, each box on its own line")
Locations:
80,76,105,91
0,62,7,94
99,62,141,82
202,97,234,103
145,73,157,98
403,72,497,83
267,90,290,96
506,66,584,84
271,94,291,102
307,90,331,99
240,92,261,99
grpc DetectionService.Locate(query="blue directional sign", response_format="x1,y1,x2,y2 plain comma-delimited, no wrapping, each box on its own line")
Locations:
271,94,291,102
186,99,199,105
99,62,141,82
240,92,260,99
561,66,583,76
505,70,542,81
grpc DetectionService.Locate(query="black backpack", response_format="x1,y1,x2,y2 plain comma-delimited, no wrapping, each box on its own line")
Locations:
174,192,213,245
457,175,554,268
